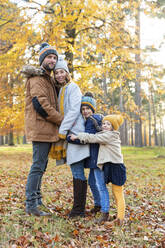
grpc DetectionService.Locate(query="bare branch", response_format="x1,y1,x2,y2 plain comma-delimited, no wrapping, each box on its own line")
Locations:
0,20,13,29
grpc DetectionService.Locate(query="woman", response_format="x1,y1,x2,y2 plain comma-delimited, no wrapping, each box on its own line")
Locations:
54,57,90,218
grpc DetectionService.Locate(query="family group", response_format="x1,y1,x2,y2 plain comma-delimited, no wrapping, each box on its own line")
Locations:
23,42,126,226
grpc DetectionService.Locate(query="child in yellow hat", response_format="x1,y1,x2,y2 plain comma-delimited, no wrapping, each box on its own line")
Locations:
70,114,126,225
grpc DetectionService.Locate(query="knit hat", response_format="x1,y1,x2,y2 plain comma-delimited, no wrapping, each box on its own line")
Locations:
39,42,58,66
103,115,124,130
54,57,69,73
81,94,96,113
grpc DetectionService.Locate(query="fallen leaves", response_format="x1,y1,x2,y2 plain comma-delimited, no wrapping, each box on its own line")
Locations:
73,229,79,236
0,146,165,247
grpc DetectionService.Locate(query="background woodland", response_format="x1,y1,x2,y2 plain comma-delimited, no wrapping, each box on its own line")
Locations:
0,0,165,147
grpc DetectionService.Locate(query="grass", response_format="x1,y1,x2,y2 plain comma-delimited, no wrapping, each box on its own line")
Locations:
0,145,165,247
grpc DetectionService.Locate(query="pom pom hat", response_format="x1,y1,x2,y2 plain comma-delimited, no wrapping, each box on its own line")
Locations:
81,95,96,113
54,57,69,74
103,115,124,130
39,42,58,66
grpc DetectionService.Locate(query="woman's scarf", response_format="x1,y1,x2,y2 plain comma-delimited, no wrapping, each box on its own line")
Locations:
49,82,70,164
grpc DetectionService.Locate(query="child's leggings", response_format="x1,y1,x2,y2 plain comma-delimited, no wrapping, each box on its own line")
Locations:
112,184,125,220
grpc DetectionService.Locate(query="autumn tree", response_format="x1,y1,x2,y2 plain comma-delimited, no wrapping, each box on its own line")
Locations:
0,0,38,145
0,0,165,146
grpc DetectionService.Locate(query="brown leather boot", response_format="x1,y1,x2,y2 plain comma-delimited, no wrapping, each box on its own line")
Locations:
96,212,109,224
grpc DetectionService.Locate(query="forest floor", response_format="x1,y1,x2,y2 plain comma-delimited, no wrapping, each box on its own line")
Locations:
0,145,165,248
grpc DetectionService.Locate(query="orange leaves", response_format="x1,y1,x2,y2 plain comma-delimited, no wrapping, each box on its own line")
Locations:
53,234,60,242
96,234,108,242
10,233,61,248
10,235,32,248
73,229,79,236
161,237,165,248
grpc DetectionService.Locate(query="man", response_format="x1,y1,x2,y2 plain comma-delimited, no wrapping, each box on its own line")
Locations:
24,43,63,216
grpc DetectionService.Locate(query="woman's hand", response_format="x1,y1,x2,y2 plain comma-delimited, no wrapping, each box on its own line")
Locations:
69,134,78,141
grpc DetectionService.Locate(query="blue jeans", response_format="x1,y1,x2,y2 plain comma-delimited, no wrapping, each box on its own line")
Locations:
25,141,51,209
70,160,86,181
88,169,101,207
94,168,110,213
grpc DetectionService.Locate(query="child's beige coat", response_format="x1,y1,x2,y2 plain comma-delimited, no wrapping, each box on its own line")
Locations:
78,130,123,169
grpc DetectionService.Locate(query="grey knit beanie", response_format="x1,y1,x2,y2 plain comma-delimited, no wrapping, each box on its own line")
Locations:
39,42,58,66
54,56,69,73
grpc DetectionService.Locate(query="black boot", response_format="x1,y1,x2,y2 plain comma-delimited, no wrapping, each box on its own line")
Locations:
68,178,87,218
81,179,87,214
90,205,101,214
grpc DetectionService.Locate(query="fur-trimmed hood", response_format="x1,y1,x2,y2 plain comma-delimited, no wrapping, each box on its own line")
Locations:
21,65,46,78
21,65,65,88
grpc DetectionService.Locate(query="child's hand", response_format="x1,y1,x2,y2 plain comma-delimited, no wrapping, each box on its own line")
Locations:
69,134,78,141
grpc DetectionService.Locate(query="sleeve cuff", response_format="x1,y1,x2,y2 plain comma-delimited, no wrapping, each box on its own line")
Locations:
59,133,66,139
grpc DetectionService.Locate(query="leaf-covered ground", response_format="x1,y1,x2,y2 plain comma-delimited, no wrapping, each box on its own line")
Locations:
0,145,165,248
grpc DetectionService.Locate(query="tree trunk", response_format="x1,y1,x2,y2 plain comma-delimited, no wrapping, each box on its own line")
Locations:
8,130,14,146
23,135,27,144
119,85,125,145
159,116,163,146
150,88,158,146
65,22,76,75
134,5,142,147
130,114,134,146
124,120,128,145
143,120,147,146
5,135,8,145
17,135,20,144
0,136,4,145
148,99,152,146
102,73,109,106
163,129,165,147
126,120,129,146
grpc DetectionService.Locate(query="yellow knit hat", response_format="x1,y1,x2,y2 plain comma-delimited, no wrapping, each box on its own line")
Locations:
103,115,124,130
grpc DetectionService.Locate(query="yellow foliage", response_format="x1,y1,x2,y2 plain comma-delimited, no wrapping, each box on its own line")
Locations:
0,0,164,140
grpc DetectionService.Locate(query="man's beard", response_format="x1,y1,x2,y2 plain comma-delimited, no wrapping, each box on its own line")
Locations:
43,63,55,72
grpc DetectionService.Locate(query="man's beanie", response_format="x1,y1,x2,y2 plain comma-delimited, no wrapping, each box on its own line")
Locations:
103,115,124,130
81,92,96,113
39,42,58,66
54,56,69,73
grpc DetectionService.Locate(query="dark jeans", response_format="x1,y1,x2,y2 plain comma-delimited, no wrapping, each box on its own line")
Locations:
25,141,51,209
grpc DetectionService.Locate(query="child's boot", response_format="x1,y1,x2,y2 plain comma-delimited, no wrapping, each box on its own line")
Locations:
96,212,109,224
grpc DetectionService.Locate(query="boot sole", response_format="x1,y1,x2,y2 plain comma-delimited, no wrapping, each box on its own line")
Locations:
68,213,85,218
25,210,51,217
